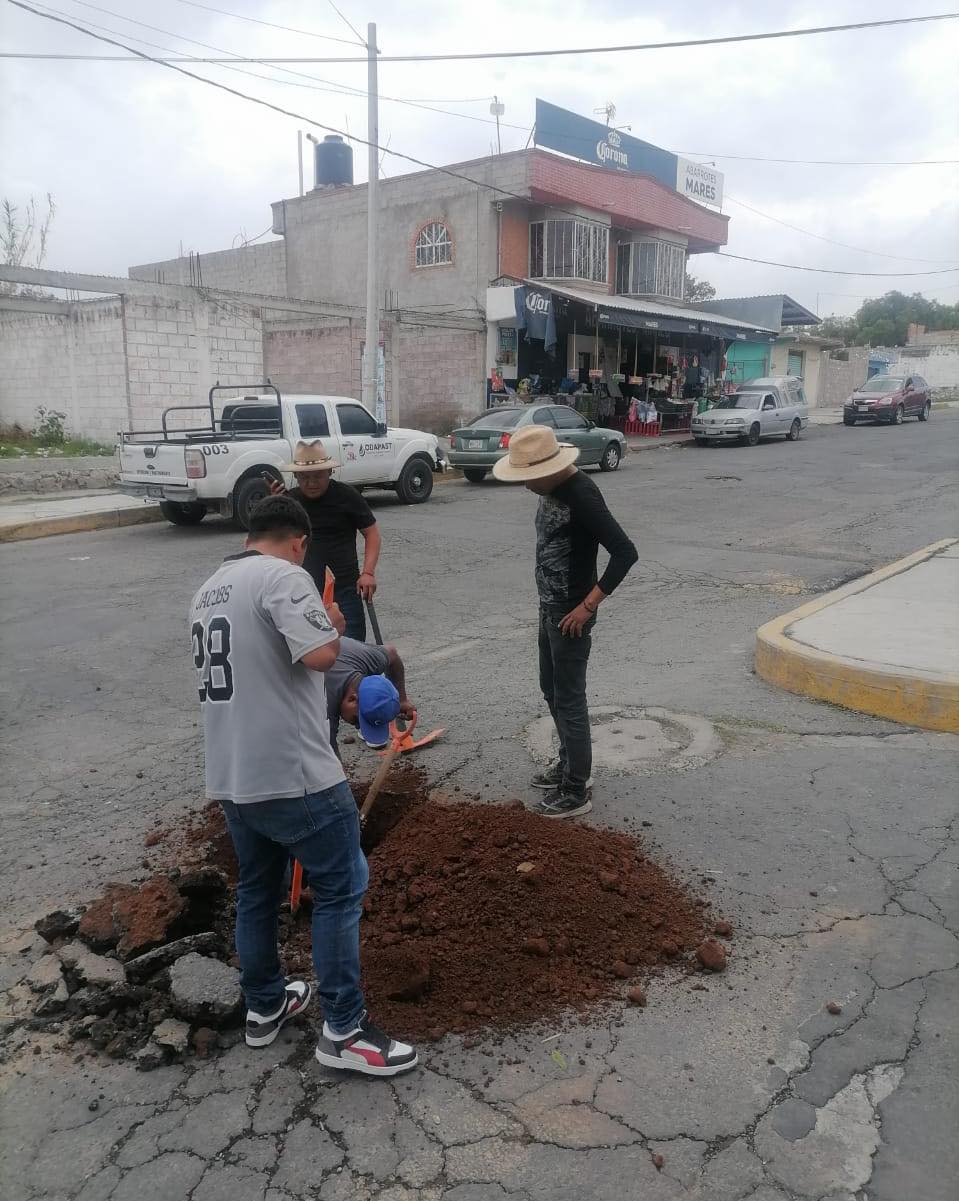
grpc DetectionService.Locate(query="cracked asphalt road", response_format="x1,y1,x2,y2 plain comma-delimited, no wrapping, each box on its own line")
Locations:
1,415,957,1201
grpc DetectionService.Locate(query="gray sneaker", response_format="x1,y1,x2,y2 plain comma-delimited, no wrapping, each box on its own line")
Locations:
531,763,594,790
533,788,592,820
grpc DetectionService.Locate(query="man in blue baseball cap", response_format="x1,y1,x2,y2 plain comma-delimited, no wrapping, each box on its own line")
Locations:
357,675,402,749
324,638,413,752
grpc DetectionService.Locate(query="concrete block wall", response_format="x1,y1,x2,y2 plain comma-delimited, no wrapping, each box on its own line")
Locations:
263,317,483,433
124,296,264,430
264,321,357,400
129,241,287,297
818,346,871,408
0,295,265,443
0,300,128,444
895,343,959,399
394,323,485,433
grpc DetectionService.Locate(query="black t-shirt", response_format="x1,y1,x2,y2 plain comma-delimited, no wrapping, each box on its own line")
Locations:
289,481,376,592
534,471,638,607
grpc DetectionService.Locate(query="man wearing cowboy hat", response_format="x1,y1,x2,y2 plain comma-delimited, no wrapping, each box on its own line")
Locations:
493,425,638,819
270,441,381,641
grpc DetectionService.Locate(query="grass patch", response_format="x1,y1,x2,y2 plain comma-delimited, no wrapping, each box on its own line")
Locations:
0,424,114,459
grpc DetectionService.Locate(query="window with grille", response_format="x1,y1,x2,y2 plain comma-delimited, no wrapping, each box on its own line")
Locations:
616,240,685,300
414,221,453,268
528,219,608,284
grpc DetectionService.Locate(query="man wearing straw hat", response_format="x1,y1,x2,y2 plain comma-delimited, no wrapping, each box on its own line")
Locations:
270,441,381,641
493,426,638,819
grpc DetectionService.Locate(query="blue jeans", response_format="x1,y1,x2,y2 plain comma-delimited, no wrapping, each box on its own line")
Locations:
221,780,368,1035
335,585,367,641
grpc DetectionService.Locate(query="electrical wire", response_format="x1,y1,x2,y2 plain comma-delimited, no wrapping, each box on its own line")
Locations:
325,0,364,48
715,250,959,276
49,0,512,130
677,149,959,166
166,0,364,46
724,194,957,264
10,0,959,282
5,11,957,63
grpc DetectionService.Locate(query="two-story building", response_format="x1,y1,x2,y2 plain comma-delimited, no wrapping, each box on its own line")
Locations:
131,141,775,432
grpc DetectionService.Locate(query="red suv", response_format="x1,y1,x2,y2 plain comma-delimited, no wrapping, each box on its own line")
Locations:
844,374,932,426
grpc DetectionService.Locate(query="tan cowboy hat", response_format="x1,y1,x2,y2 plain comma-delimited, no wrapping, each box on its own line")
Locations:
280,440,341,473
492,424,579,482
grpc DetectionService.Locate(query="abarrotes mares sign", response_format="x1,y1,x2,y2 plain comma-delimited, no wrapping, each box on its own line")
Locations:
676,157,723,207
534,99,723,209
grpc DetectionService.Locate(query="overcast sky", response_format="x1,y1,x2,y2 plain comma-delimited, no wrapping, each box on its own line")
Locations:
2,0,958,316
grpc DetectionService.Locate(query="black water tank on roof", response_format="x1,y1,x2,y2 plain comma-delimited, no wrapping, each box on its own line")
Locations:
314,135,353,188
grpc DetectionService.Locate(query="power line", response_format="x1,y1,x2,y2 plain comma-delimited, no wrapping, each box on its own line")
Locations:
43,0,509,131
10,0,959,283
325,0,364,48
678,149,959,166
724,194,957,264
5,11,957,63
714,251,959,276
166,0,363,46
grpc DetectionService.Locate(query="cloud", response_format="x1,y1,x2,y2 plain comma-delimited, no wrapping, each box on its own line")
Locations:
1,0,956,315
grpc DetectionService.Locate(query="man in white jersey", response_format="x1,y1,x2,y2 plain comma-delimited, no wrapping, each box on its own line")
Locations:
190,493,417,1076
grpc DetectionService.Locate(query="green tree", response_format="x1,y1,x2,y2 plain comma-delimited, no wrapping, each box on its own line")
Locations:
684,271,716,302
820,291,959,347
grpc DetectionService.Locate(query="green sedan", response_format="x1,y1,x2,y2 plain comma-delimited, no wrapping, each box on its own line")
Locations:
449,403,627,483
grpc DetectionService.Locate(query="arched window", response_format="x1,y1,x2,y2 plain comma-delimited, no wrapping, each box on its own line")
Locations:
414,221,453,268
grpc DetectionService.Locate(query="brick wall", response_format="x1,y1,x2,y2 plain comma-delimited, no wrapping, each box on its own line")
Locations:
129,241,288,296
394,323,485,433
498,205,529,279
530,151,728,246
263,317,484,434
264,321,357,399
0,300,128,444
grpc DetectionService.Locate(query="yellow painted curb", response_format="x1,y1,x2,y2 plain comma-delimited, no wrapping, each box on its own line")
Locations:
756,539,959,734
0,504,165,543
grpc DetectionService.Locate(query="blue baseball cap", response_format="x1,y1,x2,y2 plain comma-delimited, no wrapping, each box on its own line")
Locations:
358,674,401,748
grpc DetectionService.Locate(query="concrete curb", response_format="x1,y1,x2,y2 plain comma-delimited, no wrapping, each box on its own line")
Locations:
755,539,959,733
0,503,165,544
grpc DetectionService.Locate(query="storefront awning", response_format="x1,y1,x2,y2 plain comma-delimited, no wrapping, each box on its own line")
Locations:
521,281,778,343
597,309,700,337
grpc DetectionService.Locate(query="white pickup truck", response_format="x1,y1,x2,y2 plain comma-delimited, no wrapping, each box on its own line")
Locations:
118,383,448,527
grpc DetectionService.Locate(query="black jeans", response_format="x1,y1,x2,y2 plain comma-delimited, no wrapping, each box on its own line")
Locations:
538,604,594,794
335,585,367,641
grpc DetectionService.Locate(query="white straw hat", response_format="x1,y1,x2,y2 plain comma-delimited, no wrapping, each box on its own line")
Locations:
280,439,341,473
491,425,579,482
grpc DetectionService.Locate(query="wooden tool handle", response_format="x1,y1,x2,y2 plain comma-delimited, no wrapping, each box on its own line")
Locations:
359,744,399,824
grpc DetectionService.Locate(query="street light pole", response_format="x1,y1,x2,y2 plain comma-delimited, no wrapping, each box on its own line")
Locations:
363,22,381,422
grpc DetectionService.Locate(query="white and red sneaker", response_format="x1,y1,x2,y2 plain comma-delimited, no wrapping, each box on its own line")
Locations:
314,1012,418,1077
245,979,312,1048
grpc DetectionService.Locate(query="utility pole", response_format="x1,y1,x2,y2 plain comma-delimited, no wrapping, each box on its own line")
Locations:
363,22,381,423
490,96,504,155
297,130,304,197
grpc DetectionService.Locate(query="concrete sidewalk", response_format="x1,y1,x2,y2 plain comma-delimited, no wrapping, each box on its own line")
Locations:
756,539,959,732
0,490,163,542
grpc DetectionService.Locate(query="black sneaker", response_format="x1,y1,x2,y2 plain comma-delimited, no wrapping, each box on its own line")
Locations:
245,979,312,1047
315,1012,418,1077
531,762,593,790
533,788,592,819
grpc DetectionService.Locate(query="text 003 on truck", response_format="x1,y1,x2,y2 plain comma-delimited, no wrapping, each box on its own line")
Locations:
118,383,448,527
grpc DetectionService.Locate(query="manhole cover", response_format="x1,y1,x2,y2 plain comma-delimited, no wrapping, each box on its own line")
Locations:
525,706,722,776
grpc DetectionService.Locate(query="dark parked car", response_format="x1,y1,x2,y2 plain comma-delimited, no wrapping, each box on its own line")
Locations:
449,404,627,482
843,375,932,426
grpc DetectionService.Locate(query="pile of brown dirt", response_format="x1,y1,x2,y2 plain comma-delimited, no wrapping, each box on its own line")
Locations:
285,777,713,1041
31,769,722,1060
